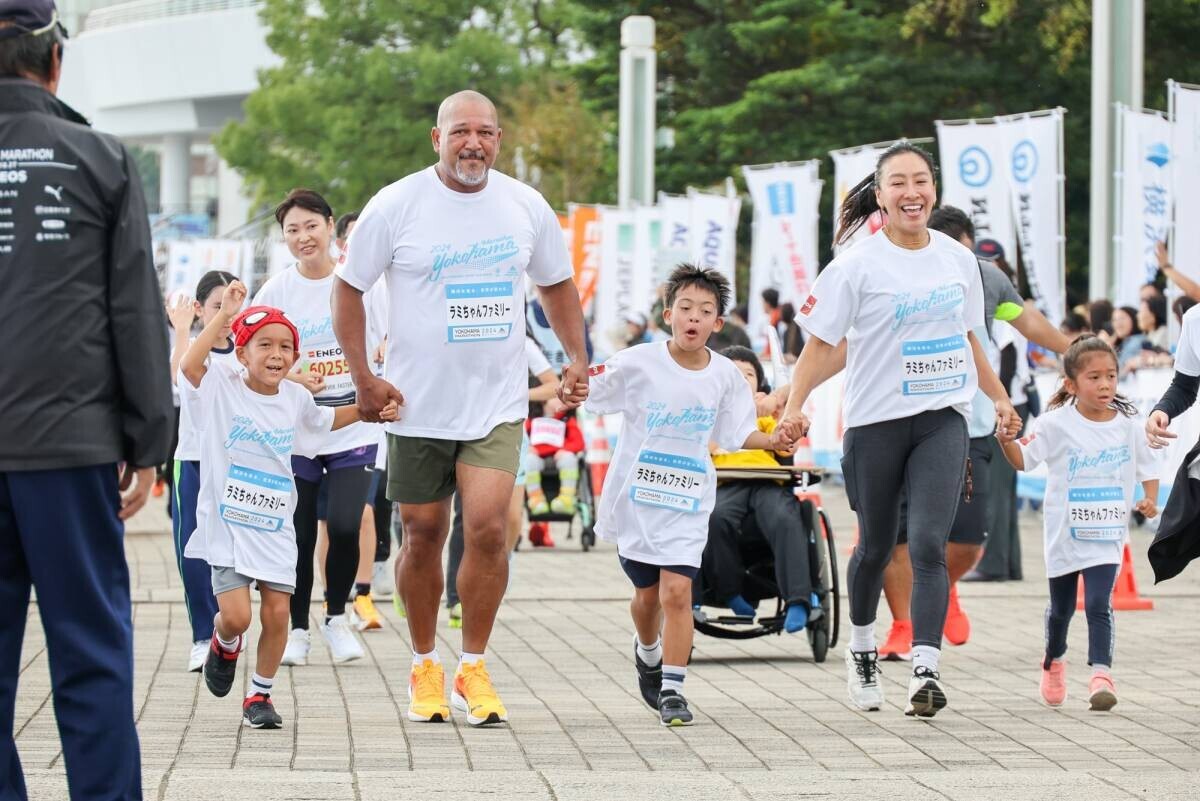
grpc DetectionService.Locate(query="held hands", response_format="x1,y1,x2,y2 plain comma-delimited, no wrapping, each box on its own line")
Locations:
543,396,567,417
357,374,405,423
218,280,247,321
1134,498,1159,520
1146,410,1176,449
994,400,1022,442
378,399,401,422
772,411,810,451
557,360,590,409
167,294,195,333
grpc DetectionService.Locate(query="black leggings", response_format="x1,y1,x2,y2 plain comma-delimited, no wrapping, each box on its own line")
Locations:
372,467,392,562
842,407,968,649
292,467,374,629
1045,563,1119,668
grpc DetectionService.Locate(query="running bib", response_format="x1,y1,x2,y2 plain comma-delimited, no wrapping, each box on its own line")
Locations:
302,341,355,402
445,281,515,343
530,417,567,449
901,335,968,396
629,450,708,513
1067,486,1127,541
220,464,291,532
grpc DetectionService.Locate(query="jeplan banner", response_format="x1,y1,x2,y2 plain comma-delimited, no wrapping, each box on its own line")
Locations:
657,193,692,280
166,238,252,299
1116,106,1174,306
936,119,1018,268
593,207,636,355
830,143,890,254
567,204,601,314
1000,111,1066,324
1171,82,1200,289
687,189,742,304
742,162,821,340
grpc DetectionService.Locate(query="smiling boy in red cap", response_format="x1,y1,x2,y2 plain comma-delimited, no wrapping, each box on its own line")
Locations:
179,280,398,729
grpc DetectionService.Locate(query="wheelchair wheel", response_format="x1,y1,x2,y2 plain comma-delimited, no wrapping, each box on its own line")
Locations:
576,457,597,552
818,507,840,649
809,625,829,663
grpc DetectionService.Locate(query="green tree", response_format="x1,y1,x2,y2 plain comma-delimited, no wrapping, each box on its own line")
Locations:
216,0,603,216
569,0,1200,301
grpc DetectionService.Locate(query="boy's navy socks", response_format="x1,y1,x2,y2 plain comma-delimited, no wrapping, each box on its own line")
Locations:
784,602,810,633
729,595,756,617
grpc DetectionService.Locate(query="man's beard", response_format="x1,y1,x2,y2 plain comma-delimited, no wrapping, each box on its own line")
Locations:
454,155,488,186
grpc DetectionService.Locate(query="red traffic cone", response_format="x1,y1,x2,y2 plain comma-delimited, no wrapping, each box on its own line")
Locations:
1077,543,1153,611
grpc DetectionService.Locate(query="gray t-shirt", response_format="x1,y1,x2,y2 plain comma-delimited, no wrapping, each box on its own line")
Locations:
979,258,1024,341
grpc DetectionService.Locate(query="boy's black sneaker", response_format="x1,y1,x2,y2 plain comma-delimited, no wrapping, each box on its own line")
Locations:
242,694,283,729
657,690,693,727
203,634,241,698
633,641,662,710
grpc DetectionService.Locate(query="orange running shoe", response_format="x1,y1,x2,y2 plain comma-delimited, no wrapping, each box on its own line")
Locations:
451,660,508,726
943,583,971,646
878,620,913,661
407,659,449,722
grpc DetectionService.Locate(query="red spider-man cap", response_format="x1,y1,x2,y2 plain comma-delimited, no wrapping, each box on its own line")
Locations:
231,306,300,352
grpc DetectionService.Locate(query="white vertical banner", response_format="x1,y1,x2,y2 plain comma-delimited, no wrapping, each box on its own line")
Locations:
165,239,248,298
1115,106,1174,307
657,193,692,278
632,204,660,309
830,144,890,253
1000,111,1066,323
593,208,637,357
935,119,1017,265
687,189,742,305
1171,82,1200,288
165,241,197,298
742,162,822,340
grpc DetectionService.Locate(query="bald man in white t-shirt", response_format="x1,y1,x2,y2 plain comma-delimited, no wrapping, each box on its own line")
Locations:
332,90,589,727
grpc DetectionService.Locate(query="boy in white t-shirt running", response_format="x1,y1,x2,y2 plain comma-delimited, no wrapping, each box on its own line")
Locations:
587,265,787,727
180,281,398,729
998,336,1157,711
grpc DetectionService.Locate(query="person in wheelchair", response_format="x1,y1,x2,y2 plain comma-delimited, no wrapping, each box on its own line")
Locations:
702,346,815,634
524,397,586,516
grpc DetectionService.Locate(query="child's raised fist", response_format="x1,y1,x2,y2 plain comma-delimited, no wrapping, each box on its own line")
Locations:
220,280,247,319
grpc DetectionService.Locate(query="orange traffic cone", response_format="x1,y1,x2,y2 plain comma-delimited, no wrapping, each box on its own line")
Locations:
1077,543,1154,611
584,412,610,502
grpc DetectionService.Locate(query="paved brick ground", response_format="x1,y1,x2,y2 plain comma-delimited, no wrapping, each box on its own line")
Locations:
15,486,1200,799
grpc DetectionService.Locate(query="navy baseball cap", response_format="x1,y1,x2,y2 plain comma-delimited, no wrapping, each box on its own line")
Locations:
0,1,65,41
975,238,1005,262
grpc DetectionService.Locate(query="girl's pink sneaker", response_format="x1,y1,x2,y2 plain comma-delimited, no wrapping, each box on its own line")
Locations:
1040,659,1067,706
1088,673,1118,711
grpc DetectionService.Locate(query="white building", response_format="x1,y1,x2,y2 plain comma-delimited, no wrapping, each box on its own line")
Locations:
57,0,278,234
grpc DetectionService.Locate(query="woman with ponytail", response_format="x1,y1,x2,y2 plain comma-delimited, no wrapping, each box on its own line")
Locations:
775,142,1021,717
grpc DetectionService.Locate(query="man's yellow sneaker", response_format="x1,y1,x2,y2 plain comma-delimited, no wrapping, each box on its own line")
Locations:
451,660,508,726
407,660,449,722
352,595,383,631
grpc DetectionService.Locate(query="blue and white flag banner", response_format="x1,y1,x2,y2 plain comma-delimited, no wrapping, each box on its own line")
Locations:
742,161,822,342
1170,82,1200,291
830,144,890,254
632,204,661,304
687,189,742,305
935,118,1018,271
1115,106,1174,307
593,207,636,358
657,192,692,283
1000,110,1066,324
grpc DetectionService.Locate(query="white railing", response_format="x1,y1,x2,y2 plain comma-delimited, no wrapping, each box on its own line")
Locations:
81,0,261,32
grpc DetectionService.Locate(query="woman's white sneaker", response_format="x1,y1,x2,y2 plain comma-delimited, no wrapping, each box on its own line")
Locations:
845,647,884,711
281,628,310,666
321,615,364,663
905,666,948,717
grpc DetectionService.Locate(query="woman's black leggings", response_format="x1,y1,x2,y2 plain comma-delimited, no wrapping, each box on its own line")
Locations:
292,467,374,629
1044,563,1119,669
841,407,968,649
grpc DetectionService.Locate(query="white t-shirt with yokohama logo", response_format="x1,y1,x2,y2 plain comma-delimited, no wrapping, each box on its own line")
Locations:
253,265,387,455
586,342,758,567
797,229,985,428
182,362,334,586
335,167,573,441
1016,404,1158,577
